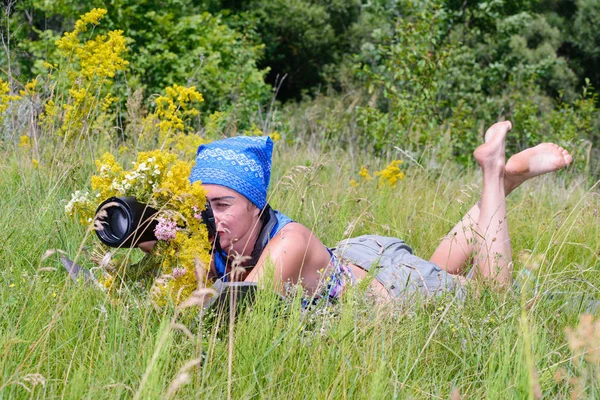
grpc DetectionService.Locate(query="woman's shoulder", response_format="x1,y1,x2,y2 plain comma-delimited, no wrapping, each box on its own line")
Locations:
268,221,329,257
271,221,314,244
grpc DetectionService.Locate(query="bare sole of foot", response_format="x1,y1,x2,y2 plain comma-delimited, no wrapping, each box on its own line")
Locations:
474,121,511,169
505,143,573,185
484,120,512,143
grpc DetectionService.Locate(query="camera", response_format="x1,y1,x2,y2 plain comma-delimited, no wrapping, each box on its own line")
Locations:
94,196,217,248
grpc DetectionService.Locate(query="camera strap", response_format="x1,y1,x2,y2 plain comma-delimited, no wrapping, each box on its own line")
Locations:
248,205,279,267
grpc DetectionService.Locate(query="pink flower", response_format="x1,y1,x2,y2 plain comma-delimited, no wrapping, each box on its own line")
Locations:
172,267,186,279
154,216,178,241
192,205,202,220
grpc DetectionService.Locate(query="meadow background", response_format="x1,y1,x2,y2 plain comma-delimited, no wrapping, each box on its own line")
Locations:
1,0,600,398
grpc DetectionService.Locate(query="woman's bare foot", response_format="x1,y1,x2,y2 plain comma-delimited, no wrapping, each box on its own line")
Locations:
505,143,573,193
474,121,511,172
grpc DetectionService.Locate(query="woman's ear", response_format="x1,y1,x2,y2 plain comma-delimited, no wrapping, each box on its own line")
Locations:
247,199,261,218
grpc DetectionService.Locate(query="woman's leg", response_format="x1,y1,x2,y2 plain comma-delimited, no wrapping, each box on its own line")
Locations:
430,140,573,275
470,121,512,284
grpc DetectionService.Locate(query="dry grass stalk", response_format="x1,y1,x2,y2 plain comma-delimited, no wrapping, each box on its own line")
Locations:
177,288,217,309
165,358,202,399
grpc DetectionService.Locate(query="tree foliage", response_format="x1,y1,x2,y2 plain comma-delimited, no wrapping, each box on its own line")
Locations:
2,0,600,169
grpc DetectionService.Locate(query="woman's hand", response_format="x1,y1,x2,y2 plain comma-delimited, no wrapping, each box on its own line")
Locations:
138,240,157,254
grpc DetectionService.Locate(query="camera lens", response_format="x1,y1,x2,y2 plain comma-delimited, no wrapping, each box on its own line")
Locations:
108,206,129,240
94,197,158,248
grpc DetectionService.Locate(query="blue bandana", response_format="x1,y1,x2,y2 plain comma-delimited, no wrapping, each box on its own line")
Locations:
189,136,274,209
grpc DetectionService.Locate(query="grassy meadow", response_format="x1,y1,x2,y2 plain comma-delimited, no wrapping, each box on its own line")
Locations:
2,2,600,398
1,138,599,398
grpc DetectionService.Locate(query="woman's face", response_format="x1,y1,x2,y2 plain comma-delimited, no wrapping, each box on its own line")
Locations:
203,184,261,256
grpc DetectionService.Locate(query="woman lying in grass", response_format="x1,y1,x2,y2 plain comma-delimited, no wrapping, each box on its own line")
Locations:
140,121,573,301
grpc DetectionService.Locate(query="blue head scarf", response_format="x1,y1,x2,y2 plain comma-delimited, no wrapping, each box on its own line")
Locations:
189,136,274,209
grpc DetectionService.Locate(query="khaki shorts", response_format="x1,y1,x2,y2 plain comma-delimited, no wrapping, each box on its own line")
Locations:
332,235,464,299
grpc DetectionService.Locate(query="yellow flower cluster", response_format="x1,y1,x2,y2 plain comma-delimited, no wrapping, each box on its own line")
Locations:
0,78,21,122
171,133,205,159
158,160,194,200
153,228,212,306
19,79,38,96
77,8,107,32
52,8,128,139
56,8,108,56
155,84,203,134
375,160,405,187
350,165,373,187
247,123,263,136
78,30,128,80
90,152,124,201
0,79,9,97
269,131,282,141
19,135,31,149
39,100,57,130
358,165,372,181
65,190,95,225
246,123,281,141
66,149,213,306
56,8,128,82
150,84,204,157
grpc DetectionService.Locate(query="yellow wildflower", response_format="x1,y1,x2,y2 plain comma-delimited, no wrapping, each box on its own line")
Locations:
68,87,87,103
64,190,95,225
247,123,263,136
171,132,204,158
43,99,57,118
25,79,38,91
79,30,129,80
42,61,56,70
155,84,203,136
0,79,9,96
349,179,359,187
79,8,107,26
19,135,31,149
54,9,127,140
154,224,212,306
100,93,118,111
32,159,39,168
20,79,38,96
91,152,124,199
358,165,372,181
100,274,114,291
0,78,21,117
375,160,404,187
157,160,192,201
0,79,8,95
39,99,57,129
269,131,281,141
56,9,108,52
61,88,89,138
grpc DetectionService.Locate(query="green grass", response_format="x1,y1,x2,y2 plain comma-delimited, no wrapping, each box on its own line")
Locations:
1,143,599,399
